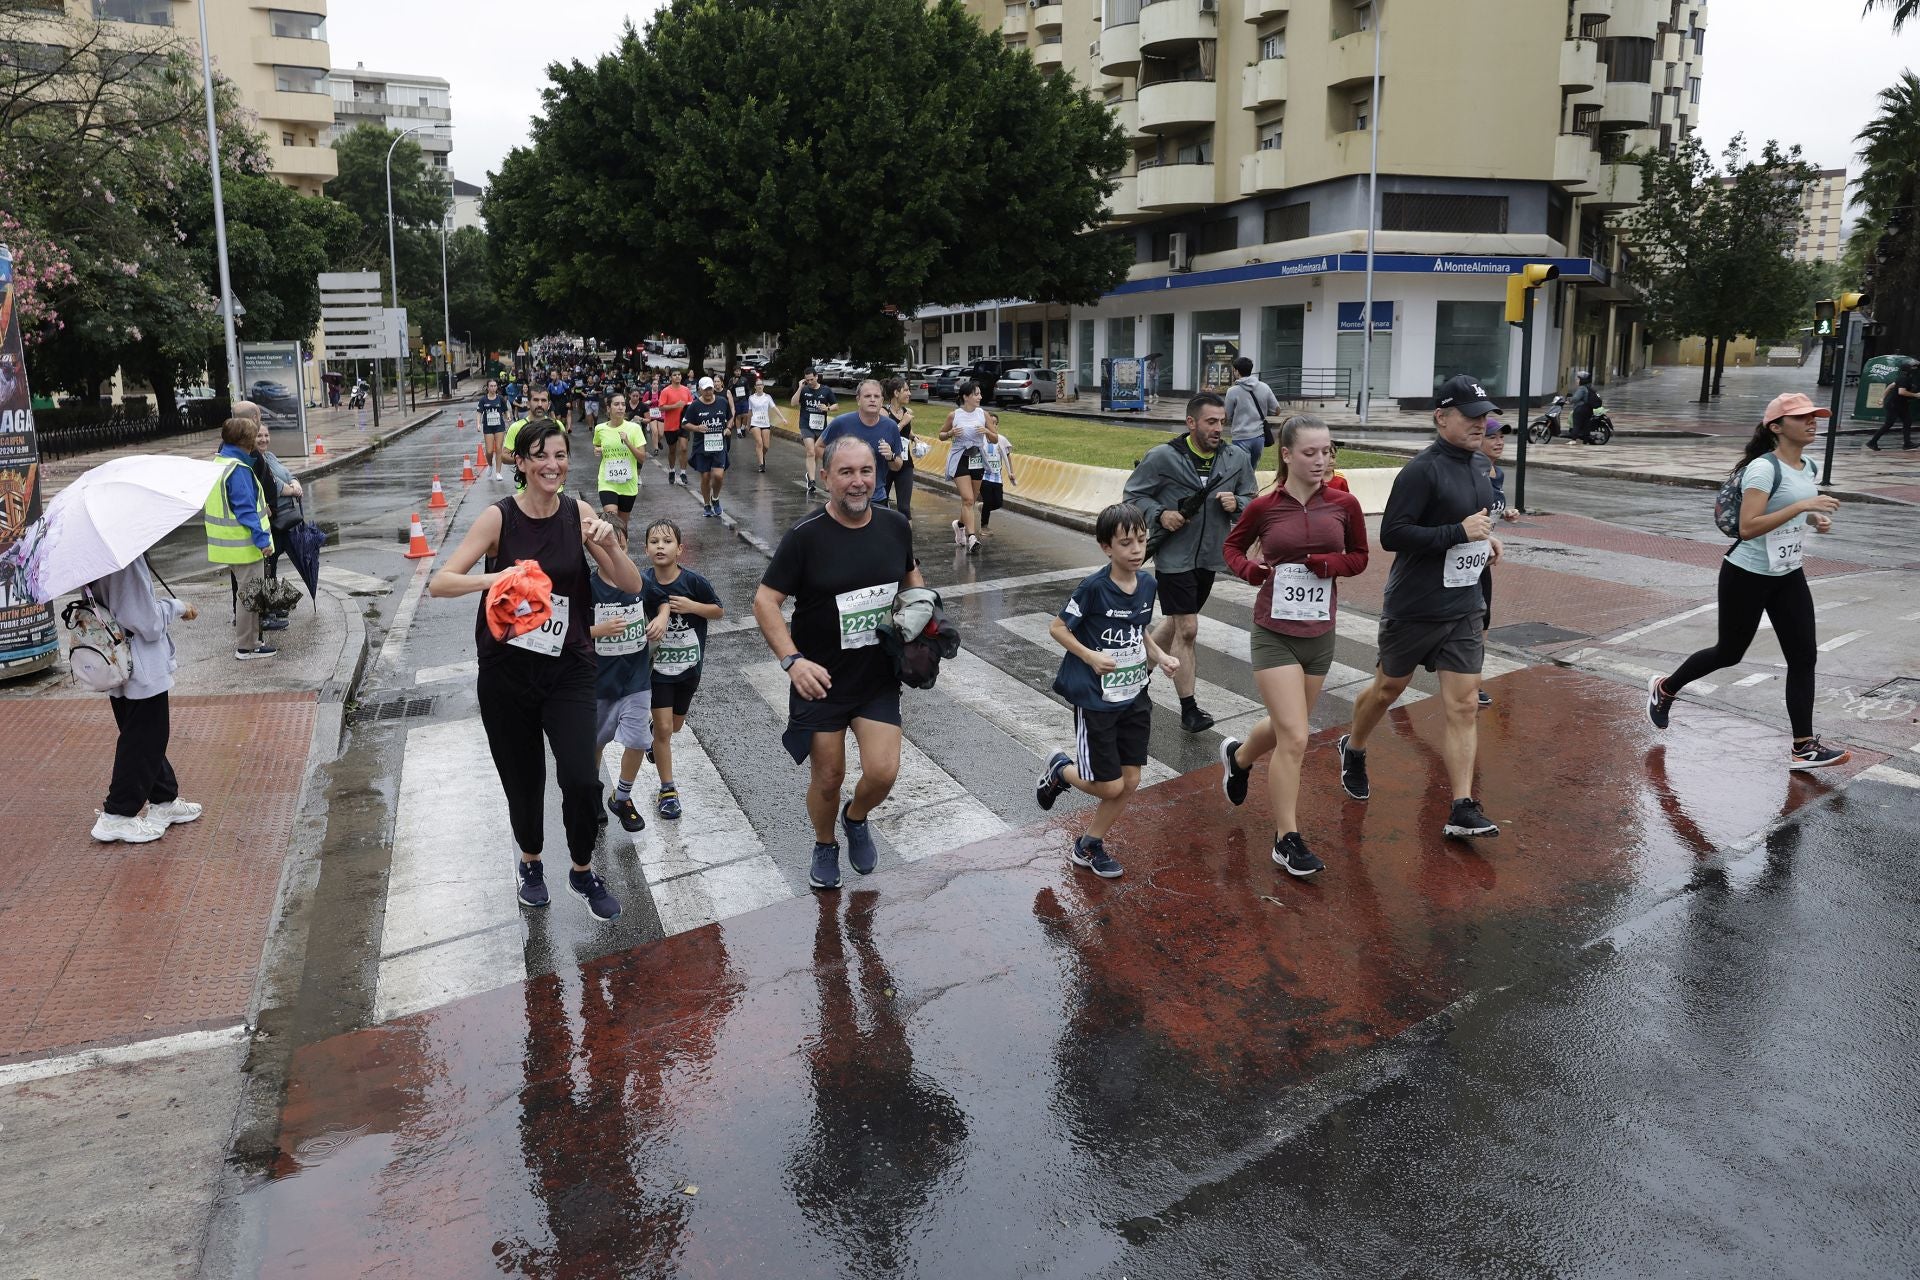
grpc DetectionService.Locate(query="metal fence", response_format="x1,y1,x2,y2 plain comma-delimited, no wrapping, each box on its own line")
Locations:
33,403,231,461
1260,368,1352,401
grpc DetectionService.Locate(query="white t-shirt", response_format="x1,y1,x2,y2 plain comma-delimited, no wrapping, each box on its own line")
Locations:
748,392,775,428
982,435,1013,484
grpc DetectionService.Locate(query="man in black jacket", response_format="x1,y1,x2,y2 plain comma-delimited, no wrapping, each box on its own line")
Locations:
1335,375,1505,841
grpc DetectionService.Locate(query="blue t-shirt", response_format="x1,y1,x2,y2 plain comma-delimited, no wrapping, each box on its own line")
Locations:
1051,566,1158,711
643,566,720,684
1727,454,1820,577
589,572,652,701
475,394,511,432
819,412,905,504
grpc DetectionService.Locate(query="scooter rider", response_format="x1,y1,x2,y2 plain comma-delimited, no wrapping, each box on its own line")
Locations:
1568,370,1600,445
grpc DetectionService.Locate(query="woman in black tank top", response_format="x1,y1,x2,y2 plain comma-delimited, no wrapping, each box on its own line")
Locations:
428,420,646,921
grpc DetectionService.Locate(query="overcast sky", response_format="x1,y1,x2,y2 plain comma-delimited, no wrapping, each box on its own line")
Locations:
327,0,1919,189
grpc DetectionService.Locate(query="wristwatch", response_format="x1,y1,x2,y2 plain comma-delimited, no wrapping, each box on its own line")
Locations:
781,653,803,671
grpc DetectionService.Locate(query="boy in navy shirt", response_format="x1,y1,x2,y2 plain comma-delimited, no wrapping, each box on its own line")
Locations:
639,518,724,820
587,527,654,833
1034,503,1179,878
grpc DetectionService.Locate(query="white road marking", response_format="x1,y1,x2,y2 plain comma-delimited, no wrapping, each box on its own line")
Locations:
366,556,435,688
1569,650,1715,696
1186,613,1428,706
414,658,478,685
936,648,1177,785
931,565,1108,601
997,613,1266,736
1818,630,1870,652
318,565,394,595
1733,673,1773,687
1900,610,1920,623
1606,602,1718,645
0,1024,249,1089
1858,763,1920,790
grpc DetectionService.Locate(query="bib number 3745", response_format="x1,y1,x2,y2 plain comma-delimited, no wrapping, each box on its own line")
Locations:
1444,540,1492,589
1766,523,1806,572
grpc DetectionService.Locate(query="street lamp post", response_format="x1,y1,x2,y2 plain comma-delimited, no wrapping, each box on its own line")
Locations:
1356,0,1385,424
439,203,452,397
386,123,450,411
194,0,240,396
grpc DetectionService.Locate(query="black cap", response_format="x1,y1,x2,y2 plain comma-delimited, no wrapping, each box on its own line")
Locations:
1434,374,1497,417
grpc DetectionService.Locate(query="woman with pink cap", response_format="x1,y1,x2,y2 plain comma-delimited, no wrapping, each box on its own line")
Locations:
1646,392,1850,769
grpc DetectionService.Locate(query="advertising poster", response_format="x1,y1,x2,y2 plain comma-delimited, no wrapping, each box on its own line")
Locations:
239,340,309,456
1198,336,1241,394
0,244,58,676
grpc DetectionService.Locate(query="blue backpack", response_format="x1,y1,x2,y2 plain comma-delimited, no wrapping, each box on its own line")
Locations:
1713,454,1783,540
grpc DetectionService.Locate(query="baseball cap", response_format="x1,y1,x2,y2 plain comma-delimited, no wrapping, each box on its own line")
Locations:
1762,391,1832,422
1434,374,1498,417
697,376,715,391
1483,416,1505,435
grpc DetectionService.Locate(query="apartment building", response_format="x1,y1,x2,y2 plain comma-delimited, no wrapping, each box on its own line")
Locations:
327,62,452,169
1791,168,1847,263
938,0,1707,401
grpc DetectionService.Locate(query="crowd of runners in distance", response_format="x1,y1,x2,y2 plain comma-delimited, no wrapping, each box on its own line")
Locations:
429,346,1854,922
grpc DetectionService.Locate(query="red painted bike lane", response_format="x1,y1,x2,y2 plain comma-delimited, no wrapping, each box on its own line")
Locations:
234,668,1878,1278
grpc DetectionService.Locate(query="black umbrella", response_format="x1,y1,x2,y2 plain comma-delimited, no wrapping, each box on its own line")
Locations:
283,499,328,602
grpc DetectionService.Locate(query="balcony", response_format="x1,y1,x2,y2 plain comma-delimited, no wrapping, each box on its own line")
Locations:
261,89,336,127
1571,0,1610,28
1559,38,1597,91
252,34,330,68
1137,78,1216,133
1034,40,1065,72
1097,22,1140,76
1109,96,1145,141
1105,173,1141,222
1033,3,1064,32
94,0,172,25
1554,133,1598,195
1589,159,1645,210
1138,161,1215,212
1691,4,1708,28
1598,80,1653,126
1002,4,1029,39
1238,148,1286,197
1609,0,1664,38
1324,29,1377,86
1139,0,1214,56
1242,0,1288,21
267,142,339,182
1240,57,1288,110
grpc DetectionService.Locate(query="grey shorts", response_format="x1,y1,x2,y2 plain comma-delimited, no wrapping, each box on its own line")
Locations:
1249,625,1337,676
595,690,653,752
1376,613,1485,679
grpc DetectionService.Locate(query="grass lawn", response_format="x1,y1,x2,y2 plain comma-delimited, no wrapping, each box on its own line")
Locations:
944,406,1406,472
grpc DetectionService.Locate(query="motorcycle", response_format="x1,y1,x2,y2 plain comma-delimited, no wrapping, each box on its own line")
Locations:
1526,395,1614,446
347,381,368,410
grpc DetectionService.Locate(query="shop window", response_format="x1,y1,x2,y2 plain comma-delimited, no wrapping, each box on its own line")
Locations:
1381,193,1508,234
1433,301,1509,396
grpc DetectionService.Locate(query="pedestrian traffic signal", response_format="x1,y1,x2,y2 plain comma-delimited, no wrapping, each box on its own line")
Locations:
1505,263,1560,325
1814,300,1836,337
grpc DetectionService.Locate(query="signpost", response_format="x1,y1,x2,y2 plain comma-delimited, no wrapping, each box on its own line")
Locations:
318,270,390,426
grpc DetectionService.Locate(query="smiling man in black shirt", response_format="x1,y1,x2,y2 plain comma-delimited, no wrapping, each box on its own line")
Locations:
755,434,923,892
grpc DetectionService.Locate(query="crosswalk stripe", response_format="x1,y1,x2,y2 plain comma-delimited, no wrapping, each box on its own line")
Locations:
1562,648,1715,696
1733,672,1773,687
997,613,1265,735
1186,613,1427,706
936,648,1178,785
1817,629,1869,652
739,662,1008,862
414,658,478,685
319,565,393,595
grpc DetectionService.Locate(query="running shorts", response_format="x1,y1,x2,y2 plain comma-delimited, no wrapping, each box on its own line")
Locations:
1073,697,1151,784
651,672,701,716
598,490,637,512
1249,626,1336,676
1157,568,1216,616
596,690,653,752
781,687,903,765
1375,613,1485,679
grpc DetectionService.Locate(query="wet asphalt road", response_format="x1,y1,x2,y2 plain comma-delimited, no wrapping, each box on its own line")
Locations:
171,414,1920,1278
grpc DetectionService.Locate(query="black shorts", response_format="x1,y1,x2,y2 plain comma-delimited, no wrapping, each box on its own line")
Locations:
1376,613,1485,679
781,686,903,764
651,673,700,716
1157,568,1215,616
1074,697,1151,784
598,490,636,512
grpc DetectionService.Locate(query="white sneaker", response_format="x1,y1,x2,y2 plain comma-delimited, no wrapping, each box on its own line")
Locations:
91,812,166,844
146,799,203,826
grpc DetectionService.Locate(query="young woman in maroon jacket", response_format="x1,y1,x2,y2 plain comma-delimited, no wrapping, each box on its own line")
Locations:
1217,414,1370,877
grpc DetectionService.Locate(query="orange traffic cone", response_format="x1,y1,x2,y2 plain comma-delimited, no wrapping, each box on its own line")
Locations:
461,454,476,484
457,415,467,431
312,437,326,456
402,512,433,559
428,475,448,509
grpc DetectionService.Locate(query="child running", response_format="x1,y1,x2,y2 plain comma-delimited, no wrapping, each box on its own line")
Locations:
1033,503,1180,878
978,413,1015,537
587,526,653,833
640,518,724,819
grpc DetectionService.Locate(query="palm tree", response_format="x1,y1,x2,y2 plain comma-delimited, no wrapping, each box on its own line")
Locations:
1863,0,1918,31
1854,71,1920,352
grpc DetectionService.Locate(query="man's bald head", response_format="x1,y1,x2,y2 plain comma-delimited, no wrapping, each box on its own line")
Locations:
229,399,263,424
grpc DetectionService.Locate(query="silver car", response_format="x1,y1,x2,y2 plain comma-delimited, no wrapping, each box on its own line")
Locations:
992,367,1059,406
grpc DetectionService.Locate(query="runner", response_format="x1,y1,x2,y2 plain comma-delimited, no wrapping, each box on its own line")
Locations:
1472,416,1520,708
581,377,603,430
503,386,558,489
639,518,723,820
592,392,649,539
977,412,1015,537
427,418,641,921
939,382,995,551
882,376,920,522
476,378,512,482
548,369,572,430
587,525,651,834
1033,503,1180,879
658,370,693,486
729,365,755,442
1122,393,1257,733
1649,392,1851,768
790,367,838,497
1334,375,1504,840
746,376,785,473
753,435,923,891
1216,414,1369,877
820,379,906,509
684,376,734,519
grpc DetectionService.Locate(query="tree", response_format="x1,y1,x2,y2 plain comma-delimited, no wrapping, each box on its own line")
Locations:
1853,70,1920,355
1620,135,1819,401
328,123,450,298
487,0,1129,367
1863,0,1918,31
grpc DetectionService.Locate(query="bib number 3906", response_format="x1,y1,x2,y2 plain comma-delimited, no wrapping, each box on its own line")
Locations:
1765,523,1806,572
1444,540,1492,589
507,594,570,658
1268,563,1332,623
837,583,898,650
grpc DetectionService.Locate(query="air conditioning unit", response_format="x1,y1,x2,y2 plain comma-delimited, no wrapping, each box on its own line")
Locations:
1199,0,1217,12
1168,233,1192,272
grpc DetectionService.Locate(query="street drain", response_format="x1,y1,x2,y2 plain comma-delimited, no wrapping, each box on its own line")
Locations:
1489,622,1589,647
345,696,437,726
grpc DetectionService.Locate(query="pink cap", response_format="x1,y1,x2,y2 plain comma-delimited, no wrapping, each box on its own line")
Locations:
1763,392,1832,422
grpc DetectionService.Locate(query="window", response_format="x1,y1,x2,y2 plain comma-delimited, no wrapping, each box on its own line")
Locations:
273,65,327,94
1261,304,1305,379
1107,316,1135,361
1381,193,1508,234
1351,94,1372,132
1571,103,1599,136
1602,37,1654,83
1,42,65,72
1433,302,1509,395
1197,217,1238,255
1174,130,1213,165
1691,26,1704,55
1687,76,1701,104
267,10,327,40
1259,29,1286,60
1150,230,1174,260
1263,203,1309,243
1078,319,1095,389
94,0,171,26
1258,118,1284,150
282,131,295,146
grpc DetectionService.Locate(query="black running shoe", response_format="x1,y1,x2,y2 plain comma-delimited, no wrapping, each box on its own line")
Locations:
1443,797,1500,839
1789,738,1851,770
1036,751,1071,811
1219,737,1250,806
607,794,646,833
1646,674,1673,730
568,868,622,921
1180,703,1216,734
1273,832,1325,877
1336,733,1370,801
517,859,549,908
1477,689,1492,709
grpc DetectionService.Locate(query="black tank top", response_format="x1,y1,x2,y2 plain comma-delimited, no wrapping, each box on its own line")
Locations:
474,496,595,665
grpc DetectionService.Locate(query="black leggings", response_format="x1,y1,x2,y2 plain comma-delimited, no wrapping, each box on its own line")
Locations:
892,463,915,519
1666,560,1817,739
477,658,601,865
979,480,1005,527
105,691,178,817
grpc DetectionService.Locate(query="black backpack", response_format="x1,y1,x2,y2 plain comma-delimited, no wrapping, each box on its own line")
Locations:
1712,454,1785,539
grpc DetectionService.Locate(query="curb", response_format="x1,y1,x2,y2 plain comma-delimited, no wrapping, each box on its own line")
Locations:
292,407,444,483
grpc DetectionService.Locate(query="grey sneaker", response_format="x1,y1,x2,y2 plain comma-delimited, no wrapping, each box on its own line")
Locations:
808,841,841,891
1443,797,1500,839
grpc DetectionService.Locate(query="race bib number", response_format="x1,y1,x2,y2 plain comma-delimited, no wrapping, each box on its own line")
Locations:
703,431,726,454
653,617,701,676
1444,540,1492,589
506,593,570,658
807,411,825,431
1100,639,1149,703
734,385,749,401
982,449,1003,484
593,602,646,656
1765,522,1806,572
482,409,502,428
837,583,898,650
1268,563,1332,623
601,458,633,485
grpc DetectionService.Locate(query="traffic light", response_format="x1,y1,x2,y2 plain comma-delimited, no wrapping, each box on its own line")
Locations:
1814,299,1836,337
1837,291,1867,314
1505,263,1561,325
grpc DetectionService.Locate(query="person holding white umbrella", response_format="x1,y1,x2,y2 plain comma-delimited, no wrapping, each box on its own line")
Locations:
90,558,201,843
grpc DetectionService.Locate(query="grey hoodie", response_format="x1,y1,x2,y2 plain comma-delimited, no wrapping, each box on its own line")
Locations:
1122,435,1258,575
92,557,187,701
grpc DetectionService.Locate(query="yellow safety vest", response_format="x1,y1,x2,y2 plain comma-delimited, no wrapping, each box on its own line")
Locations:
204,459,273,565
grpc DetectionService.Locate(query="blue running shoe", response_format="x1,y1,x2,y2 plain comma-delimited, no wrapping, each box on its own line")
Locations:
1069,835,1123,879
568,867,621,921
842,803,878,875
517,859,549,908
657,786,682,820
1036,751,1071,811
809,841,841,891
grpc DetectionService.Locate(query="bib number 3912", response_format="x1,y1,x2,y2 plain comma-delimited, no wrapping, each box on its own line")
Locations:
1444,540,1492,589
507,594,570,658
1268,563,1332,623
837,583,898,650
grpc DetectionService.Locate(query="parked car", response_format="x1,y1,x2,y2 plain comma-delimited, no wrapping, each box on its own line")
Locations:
993,367,1059,406
929,366,966,400
907,371,932,402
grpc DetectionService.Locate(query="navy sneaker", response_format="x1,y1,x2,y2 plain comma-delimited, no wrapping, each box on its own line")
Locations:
657,786,682,820
809,841,841,891
1646,674,1673,730
712,501,725,521
1273,832,1325,877
607,794,646,833
1337,733,1370,801
842,803,878,875
1035,751,1072,811
568,867,621,921
262,615,289,632
516,859,549,909
1477,689,1492,709
1220,737,1250,806
702,502,715,519
1443,797,1500,839
1069,835,1123,879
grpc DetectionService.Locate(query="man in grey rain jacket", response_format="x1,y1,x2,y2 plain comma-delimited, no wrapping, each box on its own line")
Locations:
1122,391,1256,732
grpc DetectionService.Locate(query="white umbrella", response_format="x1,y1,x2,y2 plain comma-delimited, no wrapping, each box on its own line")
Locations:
0,455,233,604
